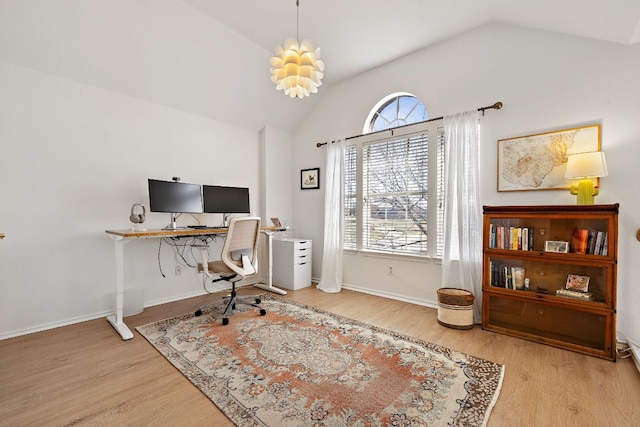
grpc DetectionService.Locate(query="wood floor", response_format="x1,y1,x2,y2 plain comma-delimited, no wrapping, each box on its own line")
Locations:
1,286,639,426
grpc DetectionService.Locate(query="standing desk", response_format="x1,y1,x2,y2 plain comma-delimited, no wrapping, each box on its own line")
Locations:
104,226,287,340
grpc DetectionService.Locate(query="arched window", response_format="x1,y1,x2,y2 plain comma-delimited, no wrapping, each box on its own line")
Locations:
364,93,428,133
346,93,444,257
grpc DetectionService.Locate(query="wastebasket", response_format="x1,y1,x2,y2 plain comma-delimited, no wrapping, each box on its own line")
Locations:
437,288,474,329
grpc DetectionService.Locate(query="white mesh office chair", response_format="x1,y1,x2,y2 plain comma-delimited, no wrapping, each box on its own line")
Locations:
194,216,266,325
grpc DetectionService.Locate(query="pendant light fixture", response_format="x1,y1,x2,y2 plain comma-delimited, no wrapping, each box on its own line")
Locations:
269,0,324,99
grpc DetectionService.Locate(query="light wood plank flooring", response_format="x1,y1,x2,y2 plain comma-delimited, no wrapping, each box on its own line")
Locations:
1,286,639,426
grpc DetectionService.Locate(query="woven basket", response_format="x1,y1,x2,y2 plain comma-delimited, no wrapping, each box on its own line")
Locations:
437,288,475,330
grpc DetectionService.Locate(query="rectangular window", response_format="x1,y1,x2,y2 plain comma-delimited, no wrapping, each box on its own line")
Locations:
344,121,445,257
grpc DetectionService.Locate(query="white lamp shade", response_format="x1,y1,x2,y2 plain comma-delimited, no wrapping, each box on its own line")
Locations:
270,38,324,99
565,151,608,179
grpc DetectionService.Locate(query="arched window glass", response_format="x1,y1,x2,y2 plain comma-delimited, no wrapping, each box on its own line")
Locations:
365,93,428,133
346,93,443,257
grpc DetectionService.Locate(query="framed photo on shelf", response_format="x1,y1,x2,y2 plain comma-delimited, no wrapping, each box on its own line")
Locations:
270,217,282,227
566,274,590,292
301,168,320,190
497,124,601,192
544,240,569,253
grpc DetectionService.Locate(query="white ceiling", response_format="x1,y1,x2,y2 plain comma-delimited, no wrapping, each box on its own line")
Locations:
2,1,639,134
184,0,640,86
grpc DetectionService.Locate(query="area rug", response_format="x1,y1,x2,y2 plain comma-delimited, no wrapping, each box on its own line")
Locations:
137,296,504,426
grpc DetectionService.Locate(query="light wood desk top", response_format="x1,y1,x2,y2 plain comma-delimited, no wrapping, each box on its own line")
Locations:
105,226,286,239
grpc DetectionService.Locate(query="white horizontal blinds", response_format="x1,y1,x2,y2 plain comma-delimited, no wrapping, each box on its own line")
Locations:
362,132,429,255
344,144,357,250
436,127,445,258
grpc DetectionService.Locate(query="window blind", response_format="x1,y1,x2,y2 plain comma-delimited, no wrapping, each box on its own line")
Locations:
362,133,429,255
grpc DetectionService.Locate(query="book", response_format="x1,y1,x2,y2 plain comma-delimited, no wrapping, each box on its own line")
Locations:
522,227,528,251
489,224,497,248
594,231,603,255
512,266,525,289
504,266,513,289
587,229,597,254
556,289,594,300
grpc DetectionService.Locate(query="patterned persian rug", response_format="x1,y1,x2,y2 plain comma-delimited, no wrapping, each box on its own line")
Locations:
137,296,504,426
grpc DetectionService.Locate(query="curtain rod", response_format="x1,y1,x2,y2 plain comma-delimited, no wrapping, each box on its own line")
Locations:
316,101,503,147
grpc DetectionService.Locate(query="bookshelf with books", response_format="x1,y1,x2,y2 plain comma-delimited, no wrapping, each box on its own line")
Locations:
482,204,618,361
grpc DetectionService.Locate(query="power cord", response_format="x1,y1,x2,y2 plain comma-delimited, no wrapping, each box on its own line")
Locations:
616,340,633,359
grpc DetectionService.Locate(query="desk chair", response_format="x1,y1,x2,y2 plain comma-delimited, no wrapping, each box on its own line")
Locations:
194,217,266,325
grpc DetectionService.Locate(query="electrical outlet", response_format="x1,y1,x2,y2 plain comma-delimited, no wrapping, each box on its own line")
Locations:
388,266,393,275
175,265,183,276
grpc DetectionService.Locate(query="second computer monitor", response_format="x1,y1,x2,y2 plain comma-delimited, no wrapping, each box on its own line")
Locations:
203,185,250,214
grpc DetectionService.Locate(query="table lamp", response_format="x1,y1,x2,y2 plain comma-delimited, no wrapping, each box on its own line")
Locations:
564,151,608,205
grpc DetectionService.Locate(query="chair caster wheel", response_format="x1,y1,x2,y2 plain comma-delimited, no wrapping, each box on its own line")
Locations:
259,309,266,316
255,298,261,304
222,318,229,325
195,309,202,316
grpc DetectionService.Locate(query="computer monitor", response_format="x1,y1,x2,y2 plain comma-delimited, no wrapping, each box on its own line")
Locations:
148,179,203,229
203,185,250,225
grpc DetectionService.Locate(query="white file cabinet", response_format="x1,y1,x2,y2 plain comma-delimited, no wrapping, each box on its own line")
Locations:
272,238,312,290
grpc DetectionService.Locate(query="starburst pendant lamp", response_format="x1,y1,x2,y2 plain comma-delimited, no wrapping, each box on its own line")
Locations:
269,0,324,98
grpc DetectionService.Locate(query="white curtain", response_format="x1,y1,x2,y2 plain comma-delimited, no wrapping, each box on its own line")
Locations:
317,140,344,293
442,110,483,322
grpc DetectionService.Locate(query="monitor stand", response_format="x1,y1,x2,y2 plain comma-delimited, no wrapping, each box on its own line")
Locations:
163,212,189,230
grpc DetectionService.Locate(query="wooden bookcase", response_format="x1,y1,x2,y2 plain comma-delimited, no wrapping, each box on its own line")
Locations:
482,204,618,361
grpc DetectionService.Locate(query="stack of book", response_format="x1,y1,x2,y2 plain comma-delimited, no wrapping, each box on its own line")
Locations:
489,261,525,290
570,228,608,255
489,224,534,251
556,288,594,300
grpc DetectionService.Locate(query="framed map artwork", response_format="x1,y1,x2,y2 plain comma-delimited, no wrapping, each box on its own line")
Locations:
497,124,601,192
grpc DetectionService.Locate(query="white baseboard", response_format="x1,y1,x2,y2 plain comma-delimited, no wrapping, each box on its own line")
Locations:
0,310,113,341
0,280,260,341
630,341,640,375
342,283,439,310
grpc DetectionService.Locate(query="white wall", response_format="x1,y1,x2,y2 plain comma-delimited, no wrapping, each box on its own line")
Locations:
0,0,298,339
0,62,293,338
0,0,314,134
293,24,640,344
259,127,294,227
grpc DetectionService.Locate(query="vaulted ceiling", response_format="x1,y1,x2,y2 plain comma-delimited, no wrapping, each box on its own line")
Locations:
186,0,640,86
1,1,639,133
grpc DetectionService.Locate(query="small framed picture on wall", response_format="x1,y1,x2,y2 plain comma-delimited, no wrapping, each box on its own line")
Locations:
301,168,320,190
